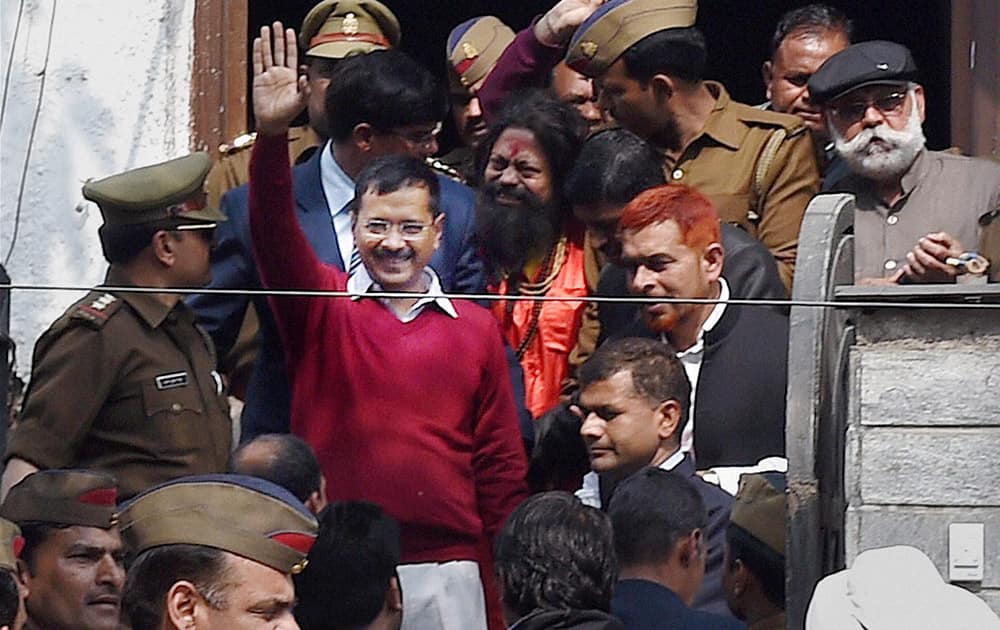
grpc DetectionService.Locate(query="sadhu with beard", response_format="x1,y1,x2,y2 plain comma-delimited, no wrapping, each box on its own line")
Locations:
475,90,589,419
613,185,788,471
811,41,1000,284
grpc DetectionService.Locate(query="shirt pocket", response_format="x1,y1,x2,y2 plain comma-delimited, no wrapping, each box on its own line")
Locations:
141,382,206,450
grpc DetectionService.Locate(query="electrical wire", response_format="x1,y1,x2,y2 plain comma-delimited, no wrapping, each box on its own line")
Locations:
1,282,998,310
0,0,26,128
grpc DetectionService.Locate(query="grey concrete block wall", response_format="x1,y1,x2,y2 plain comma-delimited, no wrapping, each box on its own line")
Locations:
846,309,1000,612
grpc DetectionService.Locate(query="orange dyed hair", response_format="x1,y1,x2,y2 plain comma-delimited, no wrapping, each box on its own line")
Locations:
618,184,720,250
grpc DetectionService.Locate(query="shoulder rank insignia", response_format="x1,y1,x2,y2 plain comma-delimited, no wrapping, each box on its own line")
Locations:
71,292,120,327
218,132,257,156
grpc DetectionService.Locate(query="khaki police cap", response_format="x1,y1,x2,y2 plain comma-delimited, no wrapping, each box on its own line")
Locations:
446,16,515,91
730,472,786,557
0,470,118,529
82,152,226,228
0,518,23,572
118,475,318,575
566,0,697,78
300,0,401,60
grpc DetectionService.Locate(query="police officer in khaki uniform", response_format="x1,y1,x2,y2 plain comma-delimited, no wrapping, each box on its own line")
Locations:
441,16,516,182
723,473,787,630
118,474,318,630
1,470,122,630
2,154,232,502
566,0,821,291
202,0,401,399
0,517,25,630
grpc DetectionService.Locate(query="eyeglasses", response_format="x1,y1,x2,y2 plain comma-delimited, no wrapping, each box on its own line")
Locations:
388,122,442,148
362,219,433,240
828,91,908,124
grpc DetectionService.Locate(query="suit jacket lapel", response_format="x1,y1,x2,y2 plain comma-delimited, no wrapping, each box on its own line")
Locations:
293,147,345,270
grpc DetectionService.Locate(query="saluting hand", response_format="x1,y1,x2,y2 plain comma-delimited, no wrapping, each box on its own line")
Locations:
252,21,307,137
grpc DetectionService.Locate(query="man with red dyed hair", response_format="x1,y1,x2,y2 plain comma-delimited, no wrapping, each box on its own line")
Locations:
615,185,788,485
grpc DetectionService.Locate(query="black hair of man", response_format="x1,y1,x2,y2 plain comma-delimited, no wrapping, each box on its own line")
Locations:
228,433,323,503
324,49,447,144
565,128,666,208
293,501,401,630
352,154,442,217
98,220,201,264
474,89,587,197
726,524,785,608
769,4,853,57
578,337,692,438
17,522,70,572
0,570,18,626
122,544,230,630
607,466,707,567
494,491,617,619
621,27,707,85
527,402,591,494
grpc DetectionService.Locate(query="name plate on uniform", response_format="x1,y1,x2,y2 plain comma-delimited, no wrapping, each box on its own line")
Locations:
155,372,189,390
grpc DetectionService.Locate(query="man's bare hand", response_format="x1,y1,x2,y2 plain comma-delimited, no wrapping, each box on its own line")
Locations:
857,269,905,286
535,0,606,47
252,22,307,137
900,231,964,284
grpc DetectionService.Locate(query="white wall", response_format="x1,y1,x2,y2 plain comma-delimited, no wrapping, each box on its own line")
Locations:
1,0,196,376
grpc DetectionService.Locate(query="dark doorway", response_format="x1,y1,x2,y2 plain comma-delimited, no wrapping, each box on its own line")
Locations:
247,0,952,149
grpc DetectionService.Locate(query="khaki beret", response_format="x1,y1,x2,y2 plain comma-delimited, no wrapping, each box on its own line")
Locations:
730,472,786,557
82,152,226,228
808,41,918,105
446,16,515,91
0,470,118,529
0,518,23,572
566,0,697,78
118,475,318,575
300,0,401,59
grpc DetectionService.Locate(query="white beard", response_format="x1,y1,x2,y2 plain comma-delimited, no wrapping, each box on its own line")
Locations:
830,97,926,182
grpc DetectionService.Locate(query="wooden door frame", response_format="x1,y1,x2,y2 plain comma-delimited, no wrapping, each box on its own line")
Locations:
191,0,249,155
951,0,1000,158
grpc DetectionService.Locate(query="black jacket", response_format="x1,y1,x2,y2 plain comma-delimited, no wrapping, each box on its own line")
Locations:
612,579,745,630
510,609,626,630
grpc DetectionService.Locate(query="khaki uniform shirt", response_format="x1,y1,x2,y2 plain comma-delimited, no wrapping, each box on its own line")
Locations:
662,82,821,291
6,276,232,500
832,149,1000,281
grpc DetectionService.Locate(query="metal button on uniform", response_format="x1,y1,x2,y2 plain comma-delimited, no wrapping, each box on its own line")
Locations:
672,169,684,180
884,259,898,271
170,402,183,413
887,215,898,225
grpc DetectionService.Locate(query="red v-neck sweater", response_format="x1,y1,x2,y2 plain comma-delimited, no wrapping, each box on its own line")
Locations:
248,133,528,563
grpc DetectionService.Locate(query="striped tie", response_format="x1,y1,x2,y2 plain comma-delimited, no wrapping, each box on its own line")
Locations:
348,246,362,275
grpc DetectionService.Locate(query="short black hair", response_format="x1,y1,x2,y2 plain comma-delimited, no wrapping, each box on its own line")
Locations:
324,49,446,143
294,501,401,630
98,220,210,264
621,27,707,84
578,337,691,438
565,128,666,207
494,492,617,618
229,434,323,503
770,4,853,57
607,467,706,567
123,544,231,630
0,570,19,627
352,154,441,217
726,524,785,609
475,89,587,196
17,522,68,572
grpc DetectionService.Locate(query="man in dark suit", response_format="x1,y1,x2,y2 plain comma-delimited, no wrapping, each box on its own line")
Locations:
608,468,744,630
189,49,484,439
572,338,735,619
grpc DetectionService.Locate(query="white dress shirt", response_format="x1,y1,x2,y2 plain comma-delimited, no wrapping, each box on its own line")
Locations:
575,449,687,508
319,141,357,267
347,264,457,323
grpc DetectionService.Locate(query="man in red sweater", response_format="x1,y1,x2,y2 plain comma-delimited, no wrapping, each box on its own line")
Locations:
247,23,529,630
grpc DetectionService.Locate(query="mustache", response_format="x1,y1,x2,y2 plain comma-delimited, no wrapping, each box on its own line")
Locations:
481,180,542,207
372,248,415,261
474,183,559,277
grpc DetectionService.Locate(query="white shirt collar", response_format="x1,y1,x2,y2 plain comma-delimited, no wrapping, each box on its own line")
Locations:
347,264,458,322
319,141,355,214
657,449,687,472
673,277,729,359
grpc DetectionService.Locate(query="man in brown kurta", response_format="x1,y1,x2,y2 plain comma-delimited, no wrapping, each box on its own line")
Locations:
2,153,232,501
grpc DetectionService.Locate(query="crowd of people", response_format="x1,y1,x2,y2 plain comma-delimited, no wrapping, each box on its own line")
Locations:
2,0,1000,629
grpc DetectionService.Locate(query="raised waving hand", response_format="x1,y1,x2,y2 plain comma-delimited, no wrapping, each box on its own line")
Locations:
252,21,307,136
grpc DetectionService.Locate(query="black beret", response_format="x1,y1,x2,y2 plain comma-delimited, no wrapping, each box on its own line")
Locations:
809,40,917,105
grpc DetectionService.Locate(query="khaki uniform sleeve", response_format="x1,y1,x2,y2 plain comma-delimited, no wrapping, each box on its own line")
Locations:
756,128,821,292
5,321,117,468
205,149,251,211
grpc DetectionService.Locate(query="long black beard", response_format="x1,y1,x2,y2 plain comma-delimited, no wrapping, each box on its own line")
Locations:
474,183,560,282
